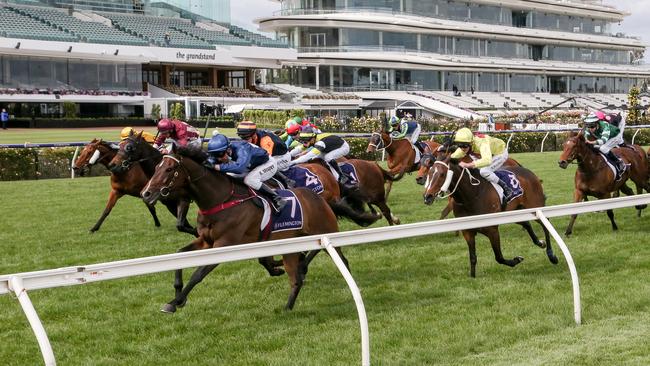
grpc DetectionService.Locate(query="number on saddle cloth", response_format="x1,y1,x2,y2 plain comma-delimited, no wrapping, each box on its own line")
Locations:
494,170,524,202
285,166,324,194
260,190,303,232
339,162,359,185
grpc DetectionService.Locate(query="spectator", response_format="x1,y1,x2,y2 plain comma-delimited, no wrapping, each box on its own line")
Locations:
452,84,459,96
488,113,495,131
470,86,475,95
164,32,171,46
1,108,8,130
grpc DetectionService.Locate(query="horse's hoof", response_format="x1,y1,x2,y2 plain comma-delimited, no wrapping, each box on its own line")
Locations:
176,298,187,308
160,303,176,313
549,255,559,265
515,256,524,264
537,240,546,248
564,231,572,237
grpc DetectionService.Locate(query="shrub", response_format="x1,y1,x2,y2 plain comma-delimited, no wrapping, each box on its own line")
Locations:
170,103,185,120
63,101,77,118
151,104,161,120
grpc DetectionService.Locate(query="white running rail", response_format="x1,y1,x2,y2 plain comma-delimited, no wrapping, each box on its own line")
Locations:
3,194,650,365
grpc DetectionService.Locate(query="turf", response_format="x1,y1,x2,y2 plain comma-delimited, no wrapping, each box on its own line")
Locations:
0,127,237,145
1,151,649,365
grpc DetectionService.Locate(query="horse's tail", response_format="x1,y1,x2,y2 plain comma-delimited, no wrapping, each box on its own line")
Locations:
377,163,395,182
329,199,381,227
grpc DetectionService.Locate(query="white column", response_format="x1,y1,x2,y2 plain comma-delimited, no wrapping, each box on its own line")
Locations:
315,65,320,90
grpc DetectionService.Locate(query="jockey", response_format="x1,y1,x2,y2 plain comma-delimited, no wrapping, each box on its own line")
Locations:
236,120,295,188
280,118,300,148
451,127,513,200
120,126,155,144
389,116,423,153
288,127,356,188
583,112,626,176
283,123,304,153
301,117,321,132
205,133,287,212
153,118,201,154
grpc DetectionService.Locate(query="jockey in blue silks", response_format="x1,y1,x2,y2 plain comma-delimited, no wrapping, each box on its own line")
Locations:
206,134,287,211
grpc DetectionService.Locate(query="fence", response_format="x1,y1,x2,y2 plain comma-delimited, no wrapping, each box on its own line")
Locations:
2,193,650,366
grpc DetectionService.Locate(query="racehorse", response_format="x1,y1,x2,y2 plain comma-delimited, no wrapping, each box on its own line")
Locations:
422,144,558,277
366,129,439,198
140,149,342,313
73,138,196,236
558,132,650,236
105,132,197,236
283,162,381,227
416,148,523,221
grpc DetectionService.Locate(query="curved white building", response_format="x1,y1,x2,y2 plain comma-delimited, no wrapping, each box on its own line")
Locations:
259,0,649,95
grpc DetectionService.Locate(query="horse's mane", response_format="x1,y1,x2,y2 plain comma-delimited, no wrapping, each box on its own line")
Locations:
177,146,208,163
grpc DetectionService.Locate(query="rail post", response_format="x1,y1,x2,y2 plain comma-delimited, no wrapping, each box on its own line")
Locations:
9,276,56,365
540,132,551,153
320,236,370,366
631,129,641,145
535,210,581,325
70,146,80,179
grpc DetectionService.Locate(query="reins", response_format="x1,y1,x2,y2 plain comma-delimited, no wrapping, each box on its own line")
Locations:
431,161,480,199
368,132,392,151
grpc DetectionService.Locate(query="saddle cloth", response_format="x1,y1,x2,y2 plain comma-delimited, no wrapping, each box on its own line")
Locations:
491,170,524,204
260,190,304,233
598,152,628,179
285,166,324,194
340,162,360,185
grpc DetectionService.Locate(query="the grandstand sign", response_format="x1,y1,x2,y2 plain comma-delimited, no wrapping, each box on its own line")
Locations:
175,51,216,62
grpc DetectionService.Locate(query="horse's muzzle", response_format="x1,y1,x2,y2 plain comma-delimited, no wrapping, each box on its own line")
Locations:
141,189,160,205
423,194,435,205
558,160,568,169
415,176,425,185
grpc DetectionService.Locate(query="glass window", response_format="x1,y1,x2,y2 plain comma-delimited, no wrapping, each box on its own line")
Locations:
29,58,54,88
421,34,443,53
455,37,475,56
477,72,505,92
228,70,245,88
69,60,98,90
510,74,536,92
340,28,379,47
383,32,416,51
469,4,501,24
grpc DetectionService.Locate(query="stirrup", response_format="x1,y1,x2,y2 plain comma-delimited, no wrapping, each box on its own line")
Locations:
271,197,287,212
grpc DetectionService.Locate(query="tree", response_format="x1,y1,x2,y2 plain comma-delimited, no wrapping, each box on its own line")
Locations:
170,102,185,120
63,101,77,118
151,104,161,120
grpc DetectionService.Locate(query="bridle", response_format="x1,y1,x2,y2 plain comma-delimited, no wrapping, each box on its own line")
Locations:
157,155,207,197
426,160,480,200
368,131,392,151
116,138,157,170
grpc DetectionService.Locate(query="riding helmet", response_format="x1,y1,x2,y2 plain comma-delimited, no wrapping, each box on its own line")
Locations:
120,126,135,140
389,116,399,126
286,123,301,136
157,118,174,132
454,128,474,143
583,112,600,127
207,134,230,153
299,126,317,141
236,121,257,138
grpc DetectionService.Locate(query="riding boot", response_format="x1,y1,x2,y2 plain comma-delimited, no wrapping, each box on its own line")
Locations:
606,151,626,180
328,160,355,188
497,179,514,209
274,171,295,188
259,183,287,212
414,141,425,154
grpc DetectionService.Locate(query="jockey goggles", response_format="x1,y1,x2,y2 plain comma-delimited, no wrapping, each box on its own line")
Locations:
457,142,471,149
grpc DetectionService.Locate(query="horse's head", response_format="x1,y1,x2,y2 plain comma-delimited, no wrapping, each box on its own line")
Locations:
366,131,386,153
73,138,101,176
415,147,436,185
558,132,584,169
108,131,154,173
422,145,455,205
141,155,189,205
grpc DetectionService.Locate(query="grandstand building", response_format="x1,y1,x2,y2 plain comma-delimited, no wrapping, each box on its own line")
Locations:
0,0,294,118
258,0,650,118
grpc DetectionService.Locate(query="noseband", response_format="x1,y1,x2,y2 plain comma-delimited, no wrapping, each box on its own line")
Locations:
368,132,392,150
158,155,207,197
426,160,480,199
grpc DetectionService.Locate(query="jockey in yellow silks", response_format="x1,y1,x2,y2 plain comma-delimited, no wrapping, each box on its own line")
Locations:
451,127,512,198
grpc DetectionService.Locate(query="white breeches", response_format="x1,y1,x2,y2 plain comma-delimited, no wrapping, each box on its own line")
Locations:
273,152,292,172
479,151,509,184
243,159,278,190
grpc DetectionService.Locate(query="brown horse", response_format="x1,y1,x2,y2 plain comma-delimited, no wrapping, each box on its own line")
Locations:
366,130,439,198
73,138,196,236
140,150,342,313
416,149,523,221
285,162,381,227
100,133,198,236
341,158,400,225
423,145,558,277
558,132,649,236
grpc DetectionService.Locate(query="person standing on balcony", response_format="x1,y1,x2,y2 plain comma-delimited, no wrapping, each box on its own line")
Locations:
1,109,8,130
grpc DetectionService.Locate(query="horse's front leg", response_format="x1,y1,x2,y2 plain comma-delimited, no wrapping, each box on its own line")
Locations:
176,199,198,237
283,253,305,310
483,226,524,269
90,189,123,232
518,220,544,248
565,190,585,236
161,238,210,314
461,230,478,278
